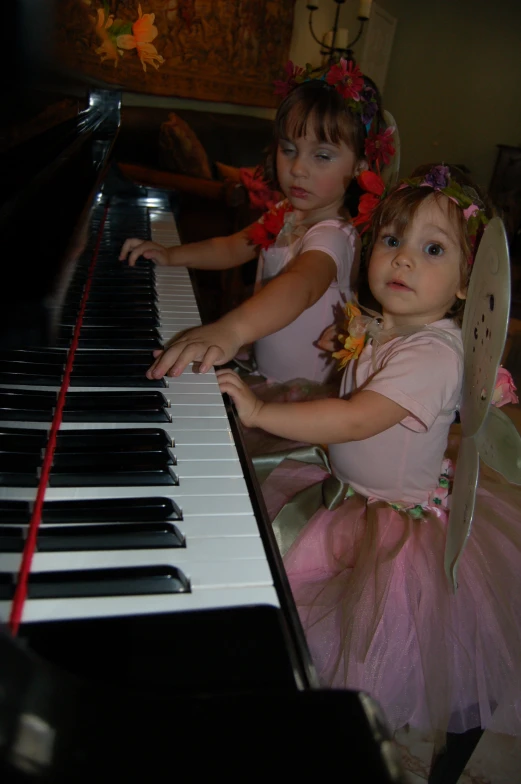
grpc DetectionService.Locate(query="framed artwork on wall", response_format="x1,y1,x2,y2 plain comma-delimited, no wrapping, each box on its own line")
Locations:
53,1,296,108
358,3,397,94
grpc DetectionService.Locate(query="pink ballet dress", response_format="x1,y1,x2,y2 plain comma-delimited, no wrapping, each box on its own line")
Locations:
262,320,521,735
240,214,359,454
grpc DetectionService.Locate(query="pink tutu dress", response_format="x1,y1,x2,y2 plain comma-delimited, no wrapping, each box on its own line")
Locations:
262,321,521,735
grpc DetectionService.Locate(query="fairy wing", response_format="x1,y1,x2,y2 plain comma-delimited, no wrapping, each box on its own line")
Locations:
445,217,512,590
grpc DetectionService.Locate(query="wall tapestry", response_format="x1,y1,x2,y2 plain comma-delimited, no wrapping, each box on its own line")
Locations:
54,0,296,108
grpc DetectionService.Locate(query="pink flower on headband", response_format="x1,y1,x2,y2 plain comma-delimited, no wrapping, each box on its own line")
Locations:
491,367,519,407
365,126,395,172
274,61,305,98
325,58,364,100
463,204,480,220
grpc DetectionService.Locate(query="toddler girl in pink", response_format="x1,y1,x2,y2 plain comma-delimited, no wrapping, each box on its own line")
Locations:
217,164,521,748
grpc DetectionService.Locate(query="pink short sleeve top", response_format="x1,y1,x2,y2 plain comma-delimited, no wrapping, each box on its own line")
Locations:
328,319,464,505
253,218,359,383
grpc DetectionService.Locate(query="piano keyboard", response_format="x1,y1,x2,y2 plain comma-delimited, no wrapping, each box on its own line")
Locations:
0,194,283,627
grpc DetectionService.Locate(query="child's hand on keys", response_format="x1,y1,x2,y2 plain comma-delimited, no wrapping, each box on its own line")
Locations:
146,322,244,378
216,369,264,428
119,238,172,267
316,323,340,352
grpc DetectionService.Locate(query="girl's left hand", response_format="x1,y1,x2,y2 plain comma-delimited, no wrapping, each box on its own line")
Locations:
216,369,264,428
316,323,339,352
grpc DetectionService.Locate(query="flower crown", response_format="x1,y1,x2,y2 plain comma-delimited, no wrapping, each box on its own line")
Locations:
352,164,489,265
274,59,395,174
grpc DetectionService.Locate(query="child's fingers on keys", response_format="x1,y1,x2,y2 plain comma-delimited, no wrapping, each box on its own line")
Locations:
119,237,144,262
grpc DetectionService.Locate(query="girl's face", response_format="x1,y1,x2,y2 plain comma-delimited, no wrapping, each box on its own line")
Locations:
276,125,360,221
368,195,467,328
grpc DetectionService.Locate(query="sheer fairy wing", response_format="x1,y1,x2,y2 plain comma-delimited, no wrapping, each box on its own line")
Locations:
475,405,521,484
459,217,511,437
445,217,511,591
382,110,400,187
444,435,480,591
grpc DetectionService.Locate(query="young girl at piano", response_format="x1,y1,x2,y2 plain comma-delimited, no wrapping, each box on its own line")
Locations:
119,60,394,403
216,163,521,742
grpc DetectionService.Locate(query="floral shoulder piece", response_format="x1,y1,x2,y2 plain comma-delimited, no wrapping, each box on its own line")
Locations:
332,303,373,370
247,201,294,250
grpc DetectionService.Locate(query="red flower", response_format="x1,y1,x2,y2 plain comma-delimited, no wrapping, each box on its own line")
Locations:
239,167,281,211
352,193,381,231
247,202,293,250
352,171,386,233
364,126,395,172
274,60,305,98
326,59,364,101
358,170,386,196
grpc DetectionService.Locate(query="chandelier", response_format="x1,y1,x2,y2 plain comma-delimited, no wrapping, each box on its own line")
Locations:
306,0,373,64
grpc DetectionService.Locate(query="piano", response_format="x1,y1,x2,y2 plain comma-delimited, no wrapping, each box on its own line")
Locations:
0,46,405,783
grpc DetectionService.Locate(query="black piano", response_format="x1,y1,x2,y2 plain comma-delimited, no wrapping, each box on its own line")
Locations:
0,14,405,782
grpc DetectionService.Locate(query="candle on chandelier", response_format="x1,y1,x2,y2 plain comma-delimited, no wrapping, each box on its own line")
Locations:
336,28,349,49
358,0,373,20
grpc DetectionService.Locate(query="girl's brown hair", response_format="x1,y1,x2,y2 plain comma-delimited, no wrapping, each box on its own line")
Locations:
361,164,494,325
264,78,385,194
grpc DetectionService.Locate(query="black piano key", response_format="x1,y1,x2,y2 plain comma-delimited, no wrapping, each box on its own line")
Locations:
60,315,159,328
26,565,191,598
62,391,170,422
69,336,162,350
72,351,159,366
0,497,182,525
71,375,166,388
0,526,25,552
0,350,66,365
0,372,63,386
0,500,32,524
51,449,174,469
48,466,177,487
0,574,14,600
0,390,56,421
0,472,38,487
55,428,172,451
0,429,48,451
36,522,185,551
0,454,42,471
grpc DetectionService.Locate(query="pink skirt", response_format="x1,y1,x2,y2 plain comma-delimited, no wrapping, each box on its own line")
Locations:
263,459,521,735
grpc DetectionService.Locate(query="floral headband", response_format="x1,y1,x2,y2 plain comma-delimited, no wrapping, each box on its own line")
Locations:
274,59,395,174
352,164,489,265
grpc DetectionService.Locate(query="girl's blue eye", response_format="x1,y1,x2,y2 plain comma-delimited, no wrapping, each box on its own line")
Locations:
382,235,399,248
279,144,295,155
425,242,444,257
316,152,332,161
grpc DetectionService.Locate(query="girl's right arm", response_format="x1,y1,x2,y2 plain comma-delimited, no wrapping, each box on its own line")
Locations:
216,369,409,444
118,225,257,270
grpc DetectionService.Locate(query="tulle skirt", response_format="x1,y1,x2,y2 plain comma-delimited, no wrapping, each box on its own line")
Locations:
263,459,521,736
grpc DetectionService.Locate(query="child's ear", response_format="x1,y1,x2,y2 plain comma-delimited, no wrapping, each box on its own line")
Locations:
456,287,467,301
354,160,369,177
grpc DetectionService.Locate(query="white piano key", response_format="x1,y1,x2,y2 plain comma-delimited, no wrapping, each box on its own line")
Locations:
0,535,269,572
0,585,280,624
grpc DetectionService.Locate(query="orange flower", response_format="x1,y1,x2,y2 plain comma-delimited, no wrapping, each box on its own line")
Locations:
332,303,367,369
117,4,165,71
94,8,119,67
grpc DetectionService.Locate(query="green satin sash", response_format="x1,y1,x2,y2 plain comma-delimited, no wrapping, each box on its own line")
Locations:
253,445,350,556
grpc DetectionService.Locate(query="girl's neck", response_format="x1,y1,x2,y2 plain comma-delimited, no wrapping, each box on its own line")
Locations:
292,202,348,228
380,310,450,330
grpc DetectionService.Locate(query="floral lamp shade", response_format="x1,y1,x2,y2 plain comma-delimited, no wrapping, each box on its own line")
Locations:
53,0,297,108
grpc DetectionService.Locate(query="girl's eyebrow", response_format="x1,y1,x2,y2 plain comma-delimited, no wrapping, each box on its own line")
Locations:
424,223,458,242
